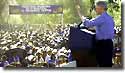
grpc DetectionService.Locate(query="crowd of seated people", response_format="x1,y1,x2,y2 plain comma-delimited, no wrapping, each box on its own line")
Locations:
0,24,122,67
0,24,73,67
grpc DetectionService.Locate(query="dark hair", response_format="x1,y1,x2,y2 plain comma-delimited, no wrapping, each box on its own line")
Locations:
96,1,108,10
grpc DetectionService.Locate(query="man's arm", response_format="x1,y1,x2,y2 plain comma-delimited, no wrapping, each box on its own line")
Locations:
83,16,105,27
75,4,104,28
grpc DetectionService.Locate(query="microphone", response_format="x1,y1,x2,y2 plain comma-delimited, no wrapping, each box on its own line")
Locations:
77,22,88,29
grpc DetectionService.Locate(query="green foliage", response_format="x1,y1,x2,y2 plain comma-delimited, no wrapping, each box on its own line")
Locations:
107,0,121,26
0,0,121,27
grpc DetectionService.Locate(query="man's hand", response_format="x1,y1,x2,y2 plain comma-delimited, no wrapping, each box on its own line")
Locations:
81,16,86,22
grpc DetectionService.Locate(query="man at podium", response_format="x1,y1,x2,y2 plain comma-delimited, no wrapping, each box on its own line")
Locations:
77,1,114,67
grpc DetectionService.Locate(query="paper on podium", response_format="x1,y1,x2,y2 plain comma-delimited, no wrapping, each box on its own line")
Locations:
80,29,95,35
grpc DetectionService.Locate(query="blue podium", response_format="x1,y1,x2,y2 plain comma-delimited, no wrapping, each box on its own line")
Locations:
68,27,95,51
68,26,97,67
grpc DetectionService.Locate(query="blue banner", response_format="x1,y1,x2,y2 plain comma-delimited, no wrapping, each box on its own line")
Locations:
9,5,63,14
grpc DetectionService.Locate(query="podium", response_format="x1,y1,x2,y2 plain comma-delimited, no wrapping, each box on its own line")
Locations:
68,26,97,67
68,27,95,51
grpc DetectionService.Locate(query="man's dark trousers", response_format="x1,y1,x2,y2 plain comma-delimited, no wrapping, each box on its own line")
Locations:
96,39,113,67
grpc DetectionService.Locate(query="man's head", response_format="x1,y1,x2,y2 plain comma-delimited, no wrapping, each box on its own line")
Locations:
95,1,107,15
